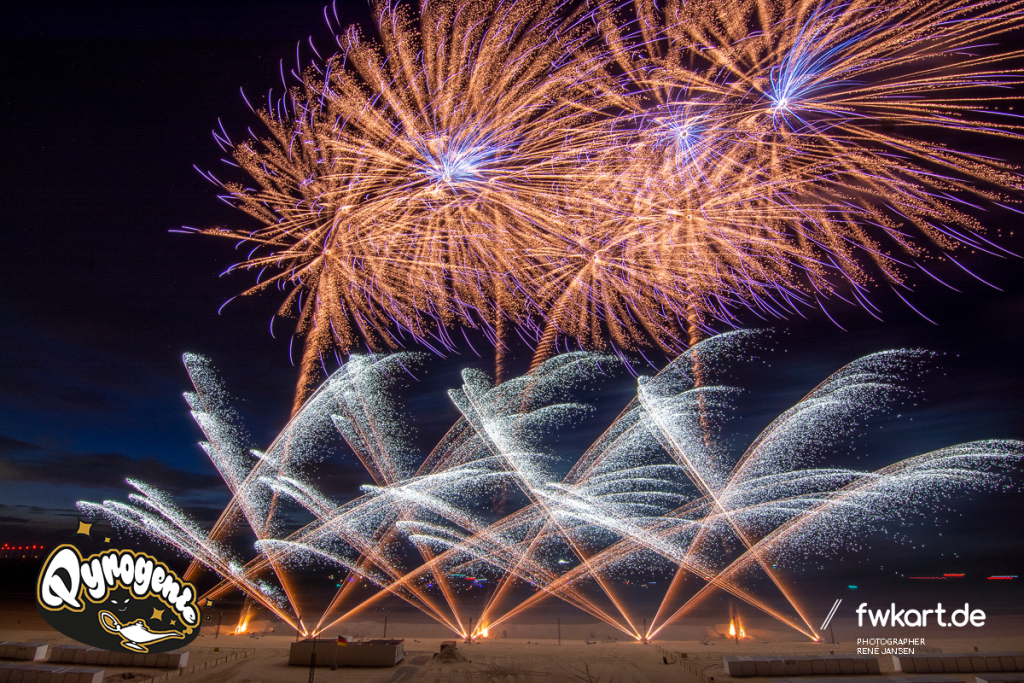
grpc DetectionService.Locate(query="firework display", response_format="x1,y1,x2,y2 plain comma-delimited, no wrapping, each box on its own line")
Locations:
599,0,1024,326
195,0,1024,400
79,333,1023,641
200,0,614,401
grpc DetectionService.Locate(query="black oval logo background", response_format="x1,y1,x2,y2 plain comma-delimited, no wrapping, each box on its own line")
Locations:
36,542,201,653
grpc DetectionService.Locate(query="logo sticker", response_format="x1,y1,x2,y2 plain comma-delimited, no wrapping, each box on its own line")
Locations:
36,524,201,653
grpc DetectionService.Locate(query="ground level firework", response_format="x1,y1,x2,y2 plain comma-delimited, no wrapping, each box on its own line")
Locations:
80,332,1023,640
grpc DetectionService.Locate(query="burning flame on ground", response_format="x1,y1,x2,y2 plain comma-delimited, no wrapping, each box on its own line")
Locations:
234,605,253,635
729,619,746,639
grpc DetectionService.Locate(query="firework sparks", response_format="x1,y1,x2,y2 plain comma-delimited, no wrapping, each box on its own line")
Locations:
200,0,614,402
80,332,1022,640
595,0,1024,338
197,0,1024,397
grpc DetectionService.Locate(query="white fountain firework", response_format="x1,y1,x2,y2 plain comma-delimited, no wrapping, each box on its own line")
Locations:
79,332,1022,640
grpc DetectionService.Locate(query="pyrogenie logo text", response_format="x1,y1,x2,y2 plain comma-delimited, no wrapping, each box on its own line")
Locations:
37,544,201,653
39,546,198,626
855,602,985,628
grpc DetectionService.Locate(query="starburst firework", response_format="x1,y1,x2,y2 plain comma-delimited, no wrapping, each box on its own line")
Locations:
603,0,1024,307
196,0,1024,402
200,0,613,403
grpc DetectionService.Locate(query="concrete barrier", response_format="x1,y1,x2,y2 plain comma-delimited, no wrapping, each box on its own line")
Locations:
0,642,48,662
141,647,256,683
771,677,963,683
724,655,881,677
976,675,1024,683
892,653,1024,674
48,645,189,668
0,661,103,683
289,639,405,667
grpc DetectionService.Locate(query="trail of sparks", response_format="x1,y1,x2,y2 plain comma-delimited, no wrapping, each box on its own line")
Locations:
81,332,1022,640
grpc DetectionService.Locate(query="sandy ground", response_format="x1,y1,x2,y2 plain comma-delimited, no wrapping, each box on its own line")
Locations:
3,629,1023,683
3,602,1022,683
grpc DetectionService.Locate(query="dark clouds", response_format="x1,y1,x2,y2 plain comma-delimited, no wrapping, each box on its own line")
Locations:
0,515,32,524
0,437,223,492
0,435,38,456
0,503,83,535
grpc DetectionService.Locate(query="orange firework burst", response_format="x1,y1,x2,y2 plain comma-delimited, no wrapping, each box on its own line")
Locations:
199,0,1024,401
203,0,614,405
602,0,1024,310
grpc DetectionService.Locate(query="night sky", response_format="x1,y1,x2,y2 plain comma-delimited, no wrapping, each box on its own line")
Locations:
2,1,1022,619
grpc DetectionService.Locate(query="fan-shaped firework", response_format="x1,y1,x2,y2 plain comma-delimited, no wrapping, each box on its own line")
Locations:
80,333,1022,640
197,0,1024,399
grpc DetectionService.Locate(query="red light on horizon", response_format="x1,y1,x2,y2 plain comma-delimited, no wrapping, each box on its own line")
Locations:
943,573,964,577
909,576,946,580
987,576,1017,580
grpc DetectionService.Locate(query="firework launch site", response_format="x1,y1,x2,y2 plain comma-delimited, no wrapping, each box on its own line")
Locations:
3,596,1023,683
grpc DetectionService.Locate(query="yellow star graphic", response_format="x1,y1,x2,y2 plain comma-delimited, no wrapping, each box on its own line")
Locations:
76,521,93,536
150,608,165,621
170,620,176,626
104,537,111,543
